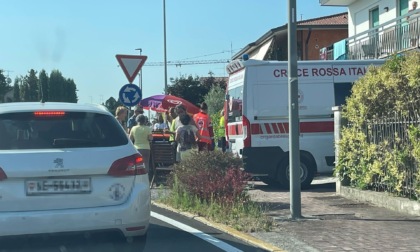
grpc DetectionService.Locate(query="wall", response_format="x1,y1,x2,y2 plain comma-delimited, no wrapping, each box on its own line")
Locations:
300,29,348,60
348,0,398,37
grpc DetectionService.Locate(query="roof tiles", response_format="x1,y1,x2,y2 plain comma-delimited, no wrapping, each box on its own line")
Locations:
298,12,348,25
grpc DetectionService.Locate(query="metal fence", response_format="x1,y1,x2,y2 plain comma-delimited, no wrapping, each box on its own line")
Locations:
364,113,419,200
321,9,420,60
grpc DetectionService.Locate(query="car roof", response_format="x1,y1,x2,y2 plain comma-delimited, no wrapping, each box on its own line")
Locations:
0,102,111,115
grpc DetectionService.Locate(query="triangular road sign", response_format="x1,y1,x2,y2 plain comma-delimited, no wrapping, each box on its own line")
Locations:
116,54,148,83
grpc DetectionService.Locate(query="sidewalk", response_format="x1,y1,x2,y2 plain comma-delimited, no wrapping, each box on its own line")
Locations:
246,178,420,252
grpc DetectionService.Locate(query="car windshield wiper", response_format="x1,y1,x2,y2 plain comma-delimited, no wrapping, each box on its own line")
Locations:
52,138,99,148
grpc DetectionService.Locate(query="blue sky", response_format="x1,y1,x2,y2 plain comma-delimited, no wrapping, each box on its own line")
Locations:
1,1,345,104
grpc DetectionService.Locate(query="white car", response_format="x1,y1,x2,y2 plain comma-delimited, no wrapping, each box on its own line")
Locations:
0,102,150,240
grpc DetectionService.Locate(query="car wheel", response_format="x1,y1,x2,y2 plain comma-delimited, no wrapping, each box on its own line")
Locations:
260,177,277,187
276,156,315,189
148,159,154,183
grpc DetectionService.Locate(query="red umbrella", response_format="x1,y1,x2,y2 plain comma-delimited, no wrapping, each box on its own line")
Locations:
139,94,200,114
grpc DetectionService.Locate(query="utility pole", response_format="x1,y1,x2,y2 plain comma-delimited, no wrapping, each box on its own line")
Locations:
163,0,168,94
288,0,302,219
135,48,143,91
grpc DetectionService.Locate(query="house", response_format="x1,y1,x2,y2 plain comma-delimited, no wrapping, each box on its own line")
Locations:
232,12,348,61
320,0,420,59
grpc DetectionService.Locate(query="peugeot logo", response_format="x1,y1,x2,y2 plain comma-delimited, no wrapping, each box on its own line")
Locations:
53,158,64,168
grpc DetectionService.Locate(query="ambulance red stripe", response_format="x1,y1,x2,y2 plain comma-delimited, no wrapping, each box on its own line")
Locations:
277,123,288,133
251,124,262,134
272,123,280,134
228,121,333,136
264,123,272,134
251,121,333,135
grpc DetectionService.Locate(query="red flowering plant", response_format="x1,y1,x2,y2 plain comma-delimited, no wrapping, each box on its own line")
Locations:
168,151,250,206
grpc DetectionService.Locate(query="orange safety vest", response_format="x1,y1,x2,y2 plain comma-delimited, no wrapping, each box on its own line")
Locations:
193,111,213,144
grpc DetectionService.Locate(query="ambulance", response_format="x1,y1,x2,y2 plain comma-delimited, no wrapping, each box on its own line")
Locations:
225,58,385,188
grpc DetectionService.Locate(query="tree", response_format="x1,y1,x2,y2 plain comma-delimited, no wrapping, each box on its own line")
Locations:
2,68,78,103
19,75,30,102
25,69,39,101
47,70,78,103
38,70,49,102
201,72,227,93
63,78,78,103
104,96,123,116
204,85,226,141
0,70,12,103
167,75,207,106
13,78,21,102
204,85,225,116
48,70,66,102
167,74,227,107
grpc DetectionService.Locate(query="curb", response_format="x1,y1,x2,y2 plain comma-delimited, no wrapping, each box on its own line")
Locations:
337,184,420,216
152,201,285,252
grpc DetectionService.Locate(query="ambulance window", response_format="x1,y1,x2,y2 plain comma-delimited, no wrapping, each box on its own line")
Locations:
334,82,352,106
227,86,243,122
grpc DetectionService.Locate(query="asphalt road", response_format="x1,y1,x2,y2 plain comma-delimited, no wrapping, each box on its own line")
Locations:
0,206,267,252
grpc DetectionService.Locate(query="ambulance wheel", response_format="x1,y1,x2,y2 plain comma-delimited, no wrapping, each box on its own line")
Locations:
276,156,315,190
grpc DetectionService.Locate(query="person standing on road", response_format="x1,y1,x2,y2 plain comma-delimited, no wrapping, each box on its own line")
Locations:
175,113,200,161
129,115,153,174
168,104,197,161
166,107,176,129
127,105,144,134
115,106,128,132
193,102,214,151
218,109,227,153
153,113,169,131
169,104,196,140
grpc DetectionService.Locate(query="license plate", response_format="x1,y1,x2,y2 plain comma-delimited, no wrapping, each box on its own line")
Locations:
26,178,91,195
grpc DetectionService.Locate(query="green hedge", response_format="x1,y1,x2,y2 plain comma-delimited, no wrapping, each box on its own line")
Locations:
336,52,420,200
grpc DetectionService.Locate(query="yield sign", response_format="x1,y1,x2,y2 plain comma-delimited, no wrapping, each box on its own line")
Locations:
116,54,148,83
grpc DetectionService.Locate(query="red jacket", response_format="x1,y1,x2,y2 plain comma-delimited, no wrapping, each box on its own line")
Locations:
193,111,213,144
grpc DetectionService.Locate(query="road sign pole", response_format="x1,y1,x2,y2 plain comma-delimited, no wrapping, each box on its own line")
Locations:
135,48,143,91
288,0,302,219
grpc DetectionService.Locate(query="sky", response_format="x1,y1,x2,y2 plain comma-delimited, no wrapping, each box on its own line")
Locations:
1,1,346,104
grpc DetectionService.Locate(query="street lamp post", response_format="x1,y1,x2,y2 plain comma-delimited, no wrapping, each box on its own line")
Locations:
288,0,302,219
163,0,168,94
135,48,143,91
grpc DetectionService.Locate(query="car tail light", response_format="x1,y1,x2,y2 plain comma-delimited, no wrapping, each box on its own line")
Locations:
34,111,66,117
242,115,251,148
107,154,147,177
0,167,7,181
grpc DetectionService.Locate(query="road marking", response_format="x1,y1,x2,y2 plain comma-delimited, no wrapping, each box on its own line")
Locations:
151,211,243,252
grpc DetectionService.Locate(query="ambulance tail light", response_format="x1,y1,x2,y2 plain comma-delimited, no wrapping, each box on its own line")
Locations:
242,115,251,147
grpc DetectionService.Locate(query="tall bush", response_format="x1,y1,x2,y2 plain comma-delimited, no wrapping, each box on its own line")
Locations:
336,52,420,199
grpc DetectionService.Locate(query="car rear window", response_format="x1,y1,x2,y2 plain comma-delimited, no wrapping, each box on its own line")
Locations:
0,112,128,150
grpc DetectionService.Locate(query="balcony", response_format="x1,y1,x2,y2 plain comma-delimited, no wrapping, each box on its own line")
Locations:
319,0,357,6
322,10,420,60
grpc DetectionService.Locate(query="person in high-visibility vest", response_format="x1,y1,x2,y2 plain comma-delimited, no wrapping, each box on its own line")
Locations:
193,102,214,151
218,109,226,153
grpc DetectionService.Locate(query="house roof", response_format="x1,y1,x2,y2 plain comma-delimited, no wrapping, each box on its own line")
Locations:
233,12,348,59
298,12,348,26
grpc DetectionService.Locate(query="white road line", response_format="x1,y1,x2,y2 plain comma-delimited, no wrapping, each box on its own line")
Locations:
151,211,243,252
